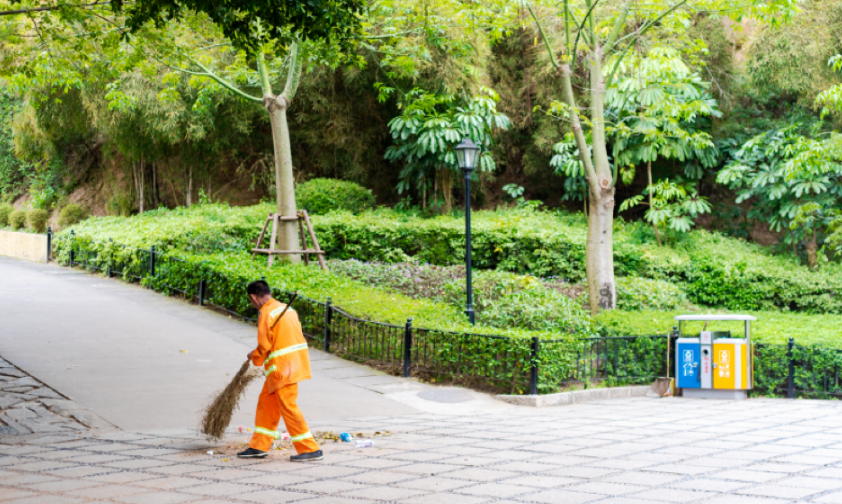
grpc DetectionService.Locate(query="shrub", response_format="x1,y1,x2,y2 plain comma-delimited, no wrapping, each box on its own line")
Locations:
58,203,86,229
27,208,49,233
296,178,375,215
0,203,12,226
582,277,690,311
59,203,842,314
8,209,26,229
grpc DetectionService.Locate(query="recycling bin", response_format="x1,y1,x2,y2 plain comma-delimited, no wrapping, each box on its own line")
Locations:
674,315,755,400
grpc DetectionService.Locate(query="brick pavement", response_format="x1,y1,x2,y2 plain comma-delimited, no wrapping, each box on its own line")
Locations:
0,357,114,437
2,397,842,503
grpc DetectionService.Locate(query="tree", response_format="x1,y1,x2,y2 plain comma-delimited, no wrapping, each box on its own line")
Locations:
383,87,509,212
517,0,794,314
717,126,842,269
609,47,719,245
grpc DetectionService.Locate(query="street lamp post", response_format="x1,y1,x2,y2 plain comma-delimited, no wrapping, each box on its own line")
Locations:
455,138,480,325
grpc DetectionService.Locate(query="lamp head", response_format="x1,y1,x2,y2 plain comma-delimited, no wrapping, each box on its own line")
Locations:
455,137,480,172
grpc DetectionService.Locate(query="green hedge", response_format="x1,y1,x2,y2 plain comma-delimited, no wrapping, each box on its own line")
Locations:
0,203,11,226
296,178,375,215
51,234,581,394
8,209,25,230
62,203,842,315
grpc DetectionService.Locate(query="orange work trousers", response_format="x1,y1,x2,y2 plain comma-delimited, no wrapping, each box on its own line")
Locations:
249,381,320,454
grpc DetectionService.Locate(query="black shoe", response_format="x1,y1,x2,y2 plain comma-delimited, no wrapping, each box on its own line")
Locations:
290,450,324,462
237,448,268,459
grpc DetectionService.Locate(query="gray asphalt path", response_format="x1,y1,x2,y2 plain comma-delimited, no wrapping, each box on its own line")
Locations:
0,256,418,432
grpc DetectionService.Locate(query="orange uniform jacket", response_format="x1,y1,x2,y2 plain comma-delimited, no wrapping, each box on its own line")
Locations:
250,299,311,393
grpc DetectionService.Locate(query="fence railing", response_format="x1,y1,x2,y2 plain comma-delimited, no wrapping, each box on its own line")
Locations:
50,229,842,398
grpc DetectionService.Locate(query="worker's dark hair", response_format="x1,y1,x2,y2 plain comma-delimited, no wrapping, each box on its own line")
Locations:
247,280,271,297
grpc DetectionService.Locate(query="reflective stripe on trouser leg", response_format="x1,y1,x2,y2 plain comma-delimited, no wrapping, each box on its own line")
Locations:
249,381,281,452
277,383,320,454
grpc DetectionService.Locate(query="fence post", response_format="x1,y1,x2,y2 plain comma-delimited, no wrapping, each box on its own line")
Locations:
149,245,156,277
69,230,75,266
198,280,207,306
787,337,795,399
323,297,332,352
529,337,540,395
403,319,413,378
106,238,112,278
46,226,52,263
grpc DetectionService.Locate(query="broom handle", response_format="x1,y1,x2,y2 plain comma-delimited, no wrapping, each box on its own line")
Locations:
270,292,299,329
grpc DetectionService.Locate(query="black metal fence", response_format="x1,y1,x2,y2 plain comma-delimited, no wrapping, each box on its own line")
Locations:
49,229,842,398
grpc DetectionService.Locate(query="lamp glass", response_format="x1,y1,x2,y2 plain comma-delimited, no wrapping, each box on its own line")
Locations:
455,138,480,170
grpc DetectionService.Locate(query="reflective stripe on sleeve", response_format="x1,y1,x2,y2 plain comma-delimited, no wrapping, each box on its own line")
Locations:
266,343,308,362
255,427,279,439
290,431,313,442
269,305,296,324
264,364,277,377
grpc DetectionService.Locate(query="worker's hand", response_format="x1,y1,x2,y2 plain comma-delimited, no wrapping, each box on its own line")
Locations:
246,350,254,361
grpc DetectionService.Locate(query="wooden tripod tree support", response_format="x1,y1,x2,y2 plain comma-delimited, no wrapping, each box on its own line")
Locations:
252,210,328,271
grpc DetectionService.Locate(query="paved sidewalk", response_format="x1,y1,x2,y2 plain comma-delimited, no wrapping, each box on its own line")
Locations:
0,256,424,431
2,397,842,503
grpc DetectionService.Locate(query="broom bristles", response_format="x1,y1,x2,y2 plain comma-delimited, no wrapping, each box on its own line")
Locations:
201,359,261,440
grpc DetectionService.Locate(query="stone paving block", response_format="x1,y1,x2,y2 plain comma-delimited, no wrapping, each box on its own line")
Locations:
0,473,59,486
671,458,745,469
340,485,428,501
64,483,149,500
774,454,839,465
392,463,464,476
145,464,214,476
632,488,718,502
775,475,842,490
393,493,489,504
815,491,842,504
78,442,138,453
566,482,647,496
456,481,538,497
1,495,81,504
25,478,101,493
121,448,185,457
131,476,203,490
339,457,413,470
807,467,842,479
588,459,654,471
594,498,663,504
545,466,616,479
534,455,597,467
7,461,78,472
45,465,115,478
292,498,377,504
742,462,814,473
386,451,446,463
114,491,197,504
83,471,159,485
502,475,580,488
337,471,414,486
522,489,604,504
64,453,130,464
737,484,820,499
105,459,175,470
0,488,38,501
179,481,259,496
642,464,711,476
488,461,559,473
287,479,369,495
668,478,749,492
601,471,681,486
287,465,362,479
394,476,474,492
184,468,261,481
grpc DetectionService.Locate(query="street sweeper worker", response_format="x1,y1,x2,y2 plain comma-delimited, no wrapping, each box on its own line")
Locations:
237,280,323,462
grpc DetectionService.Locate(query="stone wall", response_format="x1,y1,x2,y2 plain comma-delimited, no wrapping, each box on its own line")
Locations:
0,230,48,263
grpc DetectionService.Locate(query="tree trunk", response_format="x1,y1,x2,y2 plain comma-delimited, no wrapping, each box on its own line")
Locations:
152,162,159,209
806,233,818,269
583,46,617,314
264,95,300,262
186,165,193,207
136,159,145,213
647,161,663,246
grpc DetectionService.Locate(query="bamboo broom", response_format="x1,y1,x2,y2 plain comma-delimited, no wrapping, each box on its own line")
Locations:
200,293,298,440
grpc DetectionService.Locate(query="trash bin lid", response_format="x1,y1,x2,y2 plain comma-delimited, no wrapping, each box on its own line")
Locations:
674,314,757,321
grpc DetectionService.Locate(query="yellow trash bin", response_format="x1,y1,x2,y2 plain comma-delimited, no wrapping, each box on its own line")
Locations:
713,338,749,390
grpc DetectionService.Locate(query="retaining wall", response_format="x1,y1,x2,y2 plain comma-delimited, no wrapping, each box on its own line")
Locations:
0,230,48,263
